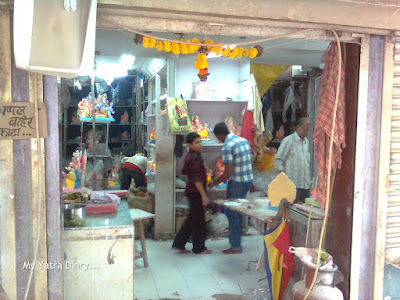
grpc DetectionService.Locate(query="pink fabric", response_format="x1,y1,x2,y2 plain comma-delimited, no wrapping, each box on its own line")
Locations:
240,107,255,152
313,42,346,208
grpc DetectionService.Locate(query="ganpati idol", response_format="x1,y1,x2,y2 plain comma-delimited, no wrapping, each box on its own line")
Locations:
191,115,210,141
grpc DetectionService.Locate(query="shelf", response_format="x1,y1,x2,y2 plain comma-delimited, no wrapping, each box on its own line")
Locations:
147,114,156,118
110,123,131,126
66,141,79,145
152,94,168,104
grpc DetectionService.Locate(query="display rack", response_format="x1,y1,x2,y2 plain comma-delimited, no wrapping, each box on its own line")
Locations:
62,73,143,160
175,100,247,211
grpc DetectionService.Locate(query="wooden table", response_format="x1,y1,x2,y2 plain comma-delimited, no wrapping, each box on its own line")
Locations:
129,208,155,267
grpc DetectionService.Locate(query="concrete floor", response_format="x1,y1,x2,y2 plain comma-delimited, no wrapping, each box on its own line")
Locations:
134,235,270,300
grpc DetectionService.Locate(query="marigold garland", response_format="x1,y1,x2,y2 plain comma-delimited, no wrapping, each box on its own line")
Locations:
135,34,262,59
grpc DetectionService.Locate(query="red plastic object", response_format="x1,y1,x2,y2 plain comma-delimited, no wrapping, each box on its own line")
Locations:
86,203,118,214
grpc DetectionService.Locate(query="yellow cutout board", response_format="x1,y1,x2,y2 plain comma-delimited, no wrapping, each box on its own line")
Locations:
268,172,296,207
0,102,47,140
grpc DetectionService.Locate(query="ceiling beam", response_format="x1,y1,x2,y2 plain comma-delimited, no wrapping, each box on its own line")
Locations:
97,14,359,43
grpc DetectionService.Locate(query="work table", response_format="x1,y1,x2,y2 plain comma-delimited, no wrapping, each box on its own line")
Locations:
64,200,133,231
63,200,134,300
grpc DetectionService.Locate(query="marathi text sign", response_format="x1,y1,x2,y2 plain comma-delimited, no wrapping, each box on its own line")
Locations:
0,102,48,140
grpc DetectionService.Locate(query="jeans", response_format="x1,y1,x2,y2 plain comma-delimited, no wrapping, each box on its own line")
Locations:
225,180,252,250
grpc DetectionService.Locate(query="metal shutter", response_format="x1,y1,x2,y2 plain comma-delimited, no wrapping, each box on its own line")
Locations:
387,38,400,264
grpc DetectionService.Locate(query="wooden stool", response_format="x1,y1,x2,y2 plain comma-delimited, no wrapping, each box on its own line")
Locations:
129,208,155,268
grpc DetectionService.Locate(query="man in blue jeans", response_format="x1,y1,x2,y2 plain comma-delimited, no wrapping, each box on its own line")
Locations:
209,122,253,254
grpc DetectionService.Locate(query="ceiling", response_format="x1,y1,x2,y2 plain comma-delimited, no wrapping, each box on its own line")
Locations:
95,29,330,73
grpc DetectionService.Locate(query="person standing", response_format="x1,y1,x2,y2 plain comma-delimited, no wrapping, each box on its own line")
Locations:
274,117,311,203
172,132,212,254
209,122,253,254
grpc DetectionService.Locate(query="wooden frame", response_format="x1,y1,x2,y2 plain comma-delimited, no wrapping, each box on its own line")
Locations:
374,36,394,299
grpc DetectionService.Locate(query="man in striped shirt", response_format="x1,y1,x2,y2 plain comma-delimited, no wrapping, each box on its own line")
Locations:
209,122,253,254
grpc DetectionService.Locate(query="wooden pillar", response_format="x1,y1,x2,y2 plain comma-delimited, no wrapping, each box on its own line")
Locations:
351,35,385,299
44,75,63,300
0,9,51,300
0,8,16,300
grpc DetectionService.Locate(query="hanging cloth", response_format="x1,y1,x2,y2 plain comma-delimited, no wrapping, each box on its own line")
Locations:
313,42,346,208
282,84,296,124
240,106,256,152
250,73,265,134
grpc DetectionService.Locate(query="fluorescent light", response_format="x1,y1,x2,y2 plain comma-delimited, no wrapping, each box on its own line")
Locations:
120,54,135,68
95,62,128,85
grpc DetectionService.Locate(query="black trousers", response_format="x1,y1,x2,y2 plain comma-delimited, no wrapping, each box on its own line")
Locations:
295,188,310,204
120,168,146,190
172,193,207,254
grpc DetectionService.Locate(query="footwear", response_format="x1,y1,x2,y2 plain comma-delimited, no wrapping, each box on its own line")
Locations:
222,248,242,254
199,249,212,255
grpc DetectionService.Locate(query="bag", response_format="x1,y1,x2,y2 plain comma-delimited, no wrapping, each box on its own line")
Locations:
167,97,192,134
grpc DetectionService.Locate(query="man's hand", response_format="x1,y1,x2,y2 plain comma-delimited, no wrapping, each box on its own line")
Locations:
201,195,209,206
208,180,216,189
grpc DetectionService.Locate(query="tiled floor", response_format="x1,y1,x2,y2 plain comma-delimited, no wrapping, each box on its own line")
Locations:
134,235,268,300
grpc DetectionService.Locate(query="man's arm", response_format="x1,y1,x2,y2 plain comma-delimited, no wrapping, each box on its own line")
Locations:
194,181,209,206
274,138,290,172
208,163,233,188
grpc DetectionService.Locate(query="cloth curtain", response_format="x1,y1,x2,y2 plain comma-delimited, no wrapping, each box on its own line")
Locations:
313,42,346,208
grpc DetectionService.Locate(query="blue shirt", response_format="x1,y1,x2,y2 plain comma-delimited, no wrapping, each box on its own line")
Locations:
222,133,253,183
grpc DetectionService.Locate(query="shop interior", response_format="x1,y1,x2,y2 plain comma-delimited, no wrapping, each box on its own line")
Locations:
60,28,358,299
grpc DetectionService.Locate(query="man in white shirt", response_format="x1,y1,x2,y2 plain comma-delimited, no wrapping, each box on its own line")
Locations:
274,118,311,203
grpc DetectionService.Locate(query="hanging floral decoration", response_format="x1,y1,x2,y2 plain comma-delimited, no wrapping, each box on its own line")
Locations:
135,34,263,82
135,34,262,59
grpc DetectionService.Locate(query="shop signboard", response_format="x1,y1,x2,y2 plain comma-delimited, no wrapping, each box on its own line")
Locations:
0,102,47,139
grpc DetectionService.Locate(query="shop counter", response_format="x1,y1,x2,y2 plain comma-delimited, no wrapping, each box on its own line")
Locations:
63,201,134,300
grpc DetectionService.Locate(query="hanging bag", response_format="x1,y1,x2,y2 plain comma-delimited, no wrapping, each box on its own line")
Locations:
167,97,192,134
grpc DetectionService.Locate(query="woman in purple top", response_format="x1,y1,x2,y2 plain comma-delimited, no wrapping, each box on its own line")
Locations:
172,132,212,254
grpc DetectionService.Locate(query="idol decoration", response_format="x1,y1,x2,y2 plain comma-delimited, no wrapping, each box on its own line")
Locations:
214,158,227,189
253,132,276,168
120,110,129,123
121,130,130,140
191,115,211,142
77,93,115,121
64,150,85,189
204,162,213,185
107,162,120,189
224,115,242,136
